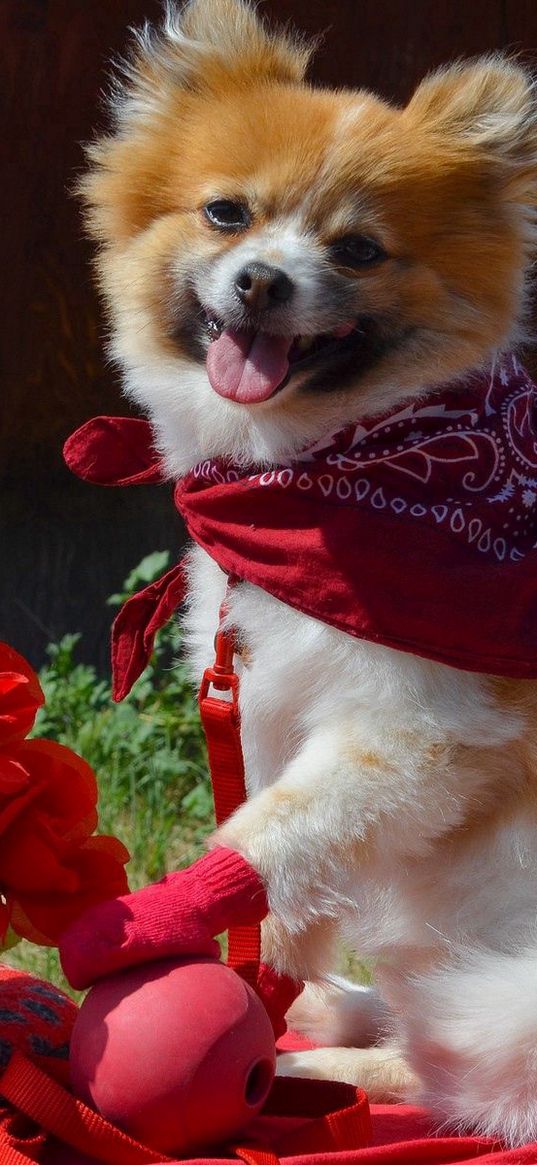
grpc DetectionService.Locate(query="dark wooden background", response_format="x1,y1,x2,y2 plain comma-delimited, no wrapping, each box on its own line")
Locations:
2,0,537,669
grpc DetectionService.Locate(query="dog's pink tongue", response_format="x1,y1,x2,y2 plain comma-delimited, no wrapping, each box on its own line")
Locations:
207,330,292,403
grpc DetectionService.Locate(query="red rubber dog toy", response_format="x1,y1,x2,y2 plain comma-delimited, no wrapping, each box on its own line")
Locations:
69,956,276,1155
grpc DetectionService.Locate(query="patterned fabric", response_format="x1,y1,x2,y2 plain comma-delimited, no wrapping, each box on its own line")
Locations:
0,966,77,1088
64,356,537,696
213,354,537,566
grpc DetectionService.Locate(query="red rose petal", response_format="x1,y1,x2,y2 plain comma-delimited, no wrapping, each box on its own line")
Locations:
0,645,130,948
0,643,44,746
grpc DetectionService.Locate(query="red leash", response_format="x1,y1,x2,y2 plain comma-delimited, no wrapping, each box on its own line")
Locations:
198,593,262,987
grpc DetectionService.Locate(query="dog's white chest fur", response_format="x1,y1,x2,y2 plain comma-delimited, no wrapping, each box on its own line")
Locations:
184,543,528,951
183,544,537,1141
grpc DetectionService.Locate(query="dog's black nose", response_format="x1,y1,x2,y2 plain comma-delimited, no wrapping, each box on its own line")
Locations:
234,263,294,311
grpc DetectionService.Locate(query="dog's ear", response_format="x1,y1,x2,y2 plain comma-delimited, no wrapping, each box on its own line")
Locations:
405,57,537,173
113,0,313,127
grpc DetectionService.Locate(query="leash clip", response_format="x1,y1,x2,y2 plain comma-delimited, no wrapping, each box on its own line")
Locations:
199,597,239,703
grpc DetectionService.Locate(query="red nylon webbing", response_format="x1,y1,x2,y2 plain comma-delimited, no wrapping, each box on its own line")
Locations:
262,1078,372,1155
277,1092,372,1155
0,1107,45,1165
234,1146,281,1165
0,1144,39,1165
225,922,262,987
198,619,262,988
200,693,247,827
0,1052,169,1165
0,1053,372,1163
234,1087,372,1160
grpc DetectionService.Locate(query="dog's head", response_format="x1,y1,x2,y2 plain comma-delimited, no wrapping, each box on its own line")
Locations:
82,0,537,471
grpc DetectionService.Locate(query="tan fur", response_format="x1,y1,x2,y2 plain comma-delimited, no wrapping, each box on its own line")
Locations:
277,1043,419,1102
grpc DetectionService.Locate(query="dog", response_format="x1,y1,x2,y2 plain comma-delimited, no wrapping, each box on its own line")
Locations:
80,0,537,1144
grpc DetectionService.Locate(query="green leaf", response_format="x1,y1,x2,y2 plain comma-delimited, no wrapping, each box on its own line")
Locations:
107,550,172,607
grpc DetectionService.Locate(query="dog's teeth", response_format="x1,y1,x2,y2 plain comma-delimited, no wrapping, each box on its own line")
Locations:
207,318,222,340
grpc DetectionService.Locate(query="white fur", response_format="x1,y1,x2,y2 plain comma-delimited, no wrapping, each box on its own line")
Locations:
180,543,537,1148
285,976,391,1049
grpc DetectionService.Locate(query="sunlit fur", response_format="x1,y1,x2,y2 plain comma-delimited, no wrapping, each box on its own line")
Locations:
82,0,537,1145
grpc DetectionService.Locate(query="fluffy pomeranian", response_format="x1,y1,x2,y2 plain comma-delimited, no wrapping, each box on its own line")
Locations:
80,0,537,1145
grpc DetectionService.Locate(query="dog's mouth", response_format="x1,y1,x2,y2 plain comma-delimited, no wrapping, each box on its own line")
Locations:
203,313,366,404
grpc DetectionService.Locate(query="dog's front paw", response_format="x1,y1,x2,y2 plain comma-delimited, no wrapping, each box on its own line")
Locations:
277,1045,418,1102
286,978,390,1049
215,791,350,932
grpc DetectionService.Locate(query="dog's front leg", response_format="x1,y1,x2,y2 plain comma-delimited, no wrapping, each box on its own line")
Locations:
213,722,369,961
213,718,475,1096
212,715,492,978
212,723,383,975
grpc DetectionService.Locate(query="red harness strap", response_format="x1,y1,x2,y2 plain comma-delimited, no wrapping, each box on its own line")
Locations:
198,596,261,988
0,1052,168,1164
0,1101,46,1165
0,1051,372,1162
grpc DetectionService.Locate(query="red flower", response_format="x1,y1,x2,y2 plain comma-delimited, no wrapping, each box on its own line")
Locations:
0,644,44,747
0,644,129,946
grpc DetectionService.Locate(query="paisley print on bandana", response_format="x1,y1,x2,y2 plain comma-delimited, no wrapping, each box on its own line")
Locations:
191,355,537,567
64,355,537,696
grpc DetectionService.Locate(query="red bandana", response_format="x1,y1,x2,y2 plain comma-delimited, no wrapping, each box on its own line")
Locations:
64,355,537,699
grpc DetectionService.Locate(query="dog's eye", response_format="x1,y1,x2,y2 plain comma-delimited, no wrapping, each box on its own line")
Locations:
204,200,250,231
330,235,386,268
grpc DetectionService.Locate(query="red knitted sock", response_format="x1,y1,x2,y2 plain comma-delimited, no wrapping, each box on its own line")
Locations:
60,847,267,991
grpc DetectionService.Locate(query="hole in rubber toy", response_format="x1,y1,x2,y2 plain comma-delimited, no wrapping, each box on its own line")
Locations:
244,1057,273,1107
